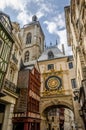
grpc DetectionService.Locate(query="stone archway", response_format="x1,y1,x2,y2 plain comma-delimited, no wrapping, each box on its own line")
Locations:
40,95,74,114
40,95,75,130
40,95,84,130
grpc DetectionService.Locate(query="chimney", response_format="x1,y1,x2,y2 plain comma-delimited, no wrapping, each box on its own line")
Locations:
62,44,65,55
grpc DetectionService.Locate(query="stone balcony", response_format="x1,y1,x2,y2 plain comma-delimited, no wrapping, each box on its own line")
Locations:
4,79,20,95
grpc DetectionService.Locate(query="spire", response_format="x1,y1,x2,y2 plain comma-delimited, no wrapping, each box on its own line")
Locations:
50,42,52,46
44,42,46,49
62,44,65,55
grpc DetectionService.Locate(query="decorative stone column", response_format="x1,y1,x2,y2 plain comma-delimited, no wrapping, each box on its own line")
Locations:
73,99,85,130
2,103,14,130
41,115,48,130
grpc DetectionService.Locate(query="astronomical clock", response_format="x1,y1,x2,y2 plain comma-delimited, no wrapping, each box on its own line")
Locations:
45,75,62,90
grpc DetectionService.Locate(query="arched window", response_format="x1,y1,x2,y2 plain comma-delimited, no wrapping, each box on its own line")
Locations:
48,51,54,59
26,33,32,44
24,51,29,62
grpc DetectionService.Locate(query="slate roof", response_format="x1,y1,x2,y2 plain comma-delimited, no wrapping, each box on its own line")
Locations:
38,45,66,61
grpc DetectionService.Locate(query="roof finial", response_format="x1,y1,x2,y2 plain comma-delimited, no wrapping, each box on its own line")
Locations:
56,39,58,45
50,42,52,46
32,15,38,21
45,42,46,49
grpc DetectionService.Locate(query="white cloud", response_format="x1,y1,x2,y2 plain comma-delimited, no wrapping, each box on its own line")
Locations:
44,13,72,55
0,0,72,54
44,13,65,34
0,0,30,25
57,29,67,44
54,13,65,28
36,11,44,19
17,11,32,25
0,0,53,25
31,0,44,2
35,2,54,19
0,1,6,10
38,3,50,13
0,0,26,11
57,29,72,55
44,21,57,34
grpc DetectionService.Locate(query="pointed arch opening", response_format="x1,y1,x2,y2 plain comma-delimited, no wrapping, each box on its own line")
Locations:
26,32,32,44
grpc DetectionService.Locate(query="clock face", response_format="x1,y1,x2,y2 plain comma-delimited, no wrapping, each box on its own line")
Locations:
45,76,62,90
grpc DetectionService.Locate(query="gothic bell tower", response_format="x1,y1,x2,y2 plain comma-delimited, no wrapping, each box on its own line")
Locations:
21,15,45,66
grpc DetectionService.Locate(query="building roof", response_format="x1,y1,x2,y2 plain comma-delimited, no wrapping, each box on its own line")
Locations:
38,45,66,62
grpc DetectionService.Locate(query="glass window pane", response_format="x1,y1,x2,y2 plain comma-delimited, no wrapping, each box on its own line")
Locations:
69,62,73,69
48,64,54,70
71,79,76,88
24,51,29,62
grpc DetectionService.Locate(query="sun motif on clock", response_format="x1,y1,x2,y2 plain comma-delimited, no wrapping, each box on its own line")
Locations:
45,76,62,90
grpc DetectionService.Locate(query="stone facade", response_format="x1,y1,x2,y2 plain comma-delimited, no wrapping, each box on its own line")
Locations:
0,12,22,130
20,15,45,66
12,15,43,130
38,46,77,130
0,13,44,130
12,66,41,130
0,6,85,130
65,0,86,129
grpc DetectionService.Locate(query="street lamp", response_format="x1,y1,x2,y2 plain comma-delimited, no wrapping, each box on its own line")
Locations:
73,89,79,101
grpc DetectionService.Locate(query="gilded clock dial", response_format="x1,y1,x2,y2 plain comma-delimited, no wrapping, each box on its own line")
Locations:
45,76,62,90
47,77,59,88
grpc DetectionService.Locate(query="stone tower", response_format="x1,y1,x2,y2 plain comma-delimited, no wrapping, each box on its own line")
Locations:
21,15,45,66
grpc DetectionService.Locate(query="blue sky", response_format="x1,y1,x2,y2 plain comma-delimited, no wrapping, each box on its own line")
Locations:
0,0,72,55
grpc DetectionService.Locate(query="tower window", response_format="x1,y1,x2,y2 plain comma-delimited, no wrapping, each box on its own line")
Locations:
48,64,54,70
24,51,29,62
26,33,32,44
48,51,54,59
68,62,73,69
71,79,76,88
